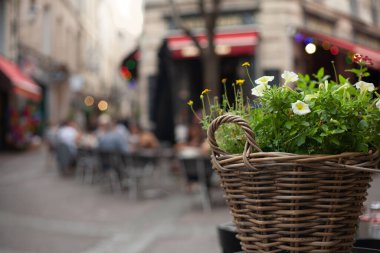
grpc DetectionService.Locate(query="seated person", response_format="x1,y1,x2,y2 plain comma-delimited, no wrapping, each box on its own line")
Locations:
129,123,159,151
96,114,129,154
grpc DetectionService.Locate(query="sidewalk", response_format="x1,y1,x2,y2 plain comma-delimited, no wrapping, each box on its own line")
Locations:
1,148,379,253
0,148,231,253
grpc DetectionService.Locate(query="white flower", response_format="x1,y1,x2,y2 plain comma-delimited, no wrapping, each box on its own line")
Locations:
355,81,375,93
281,71,298,85
255,76,274,85
251,84,270,97
304,93,319,103
291,100,311,115
376,100,380,110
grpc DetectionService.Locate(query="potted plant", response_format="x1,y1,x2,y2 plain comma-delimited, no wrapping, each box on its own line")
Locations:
189,54,380,252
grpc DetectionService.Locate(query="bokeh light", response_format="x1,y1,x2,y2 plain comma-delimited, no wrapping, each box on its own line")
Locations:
304,37,314,45
84,96,94,106
98,100,108,111
330,45,339,55
322,41,330,50
305,43,317,54
294,33,304,43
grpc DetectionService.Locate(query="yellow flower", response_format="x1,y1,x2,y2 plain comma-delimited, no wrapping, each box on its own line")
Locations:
236,79,245,86
187,100,193,106
221,78,227,84
201,88,211,95
242,62,251,67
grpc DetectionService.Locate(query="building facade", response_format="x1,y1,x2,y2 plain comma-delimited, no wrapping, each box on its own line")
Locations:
139,0,380,143
0,0,135,149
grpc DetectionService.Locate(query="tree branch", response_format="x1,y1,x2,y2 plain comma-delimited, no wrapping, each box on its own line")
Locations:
168,0,203,52
210,0,222,32
205,0,221,51
198,0,205,17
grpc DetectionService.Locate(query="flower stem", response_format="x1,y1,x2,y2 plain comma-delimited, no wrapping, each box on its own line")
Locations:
245,67,255,88
331,61,338,83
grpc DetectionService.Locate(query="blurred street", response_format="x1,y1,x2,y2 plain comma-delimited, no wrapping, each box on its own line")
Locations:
0,148,230,253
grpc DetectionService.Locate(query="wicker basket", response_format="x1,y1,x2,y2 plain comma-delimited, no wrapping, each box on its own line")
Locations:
207,114,380,253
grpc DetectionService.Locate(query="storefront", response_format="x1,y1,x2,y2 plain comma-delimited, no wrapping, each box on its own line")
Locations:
293,28,380,89
0,55,42,150
292,11,380,87
149,30,258,143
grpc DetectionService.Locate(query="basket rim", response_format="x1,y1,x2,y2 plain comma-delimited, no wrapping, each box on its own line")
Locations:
211,150,380,173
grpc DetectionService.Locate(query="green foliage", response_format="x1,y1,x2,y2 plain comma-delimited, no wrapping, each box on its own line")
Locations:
190,61,380,155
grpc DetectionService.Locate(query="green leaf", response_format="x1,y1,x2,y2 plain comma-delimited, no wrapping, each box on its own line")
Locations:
284,121,294,129
331,129,345,134
357,142,369,152
321,124,329,132
331,137,340,146
317,68,324,79
345,69,361,75
296,135,306,146
358,120,369,129
313,136,323,143
338,75,347,84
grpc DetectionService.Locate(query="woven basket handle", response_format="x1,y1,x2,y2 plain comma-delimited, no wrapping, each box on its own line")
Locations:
207,114,262,156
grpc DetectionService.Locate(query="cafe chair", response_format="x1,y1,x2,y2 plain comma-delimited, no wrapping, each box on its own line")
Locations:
178,149,214,212
75,147,99,184
97,150,124,192
125,149,159,199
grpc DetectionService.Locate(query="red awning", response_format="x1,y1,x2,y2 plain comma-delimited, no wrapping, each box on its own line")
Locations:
299,29,380,69
167,31,259,59
0,55,41,101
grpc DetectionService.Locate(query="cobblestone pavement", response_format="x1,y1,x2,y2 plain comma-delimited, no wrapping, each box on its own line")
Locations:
0,148,231,253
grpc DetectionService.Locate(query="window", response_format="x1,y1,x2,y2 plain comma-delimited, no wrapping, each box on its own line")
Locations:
371,0,378,24
350,0,358,17
42,5,51,55
0,0,6,54
29,0,36,13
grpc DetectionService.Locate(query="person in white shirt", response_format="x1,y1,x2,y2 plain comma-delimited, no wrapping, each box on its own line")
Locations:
55,120,80,175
